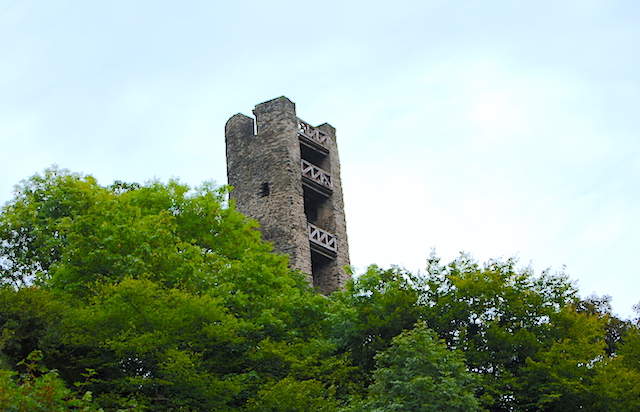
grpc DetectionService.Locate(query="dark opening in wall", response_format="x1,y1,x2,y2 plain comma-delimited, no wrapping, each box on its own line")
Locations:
303,186,330,226
311,249,334,291
300,142,329,169
260,182,270,197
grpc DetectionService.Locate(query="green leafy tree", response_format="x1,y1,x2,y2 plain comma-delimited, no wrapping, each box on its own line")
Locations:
351,322,481,412
590,356,640,411
420,252,578,411
246,377,340,412
0,350,104,412
0,286,64,371
0,167,106,287
61,278,245,411
329,265,421,387
618,320,640,371
575,294,634,355
0,168,338,410
521,307,607,411
521,305,640,412
588,321,640,411
4,167,639,411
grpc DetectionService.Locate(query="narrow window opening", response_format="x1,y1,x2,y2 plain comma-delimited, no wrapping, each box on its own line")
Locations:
260,182,270,197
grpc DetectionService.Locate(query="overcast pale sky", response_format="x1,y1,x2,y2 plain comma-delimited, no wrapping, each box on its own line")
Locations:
1,0,638,317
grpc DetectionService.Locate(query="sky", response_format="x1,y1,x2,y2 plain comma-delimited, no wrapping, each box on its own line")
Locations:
1,0,638,318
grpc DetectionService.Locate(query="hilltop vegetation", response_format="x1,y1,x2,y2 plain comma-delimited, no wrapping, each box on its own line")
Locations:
1,167,639,411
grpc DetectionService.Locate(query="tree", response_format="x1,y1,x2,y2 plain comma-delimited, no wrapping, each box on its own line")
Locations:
521,306,607,411
0,350,105,412
3,167,639,410
60,278,247,411
0,167,106,287
328,265,421,390
351,322,481,412
245,377,340,412
590,322,640,411
420,252,578,411
0,285,64,371
0,168,335,410
575,294,634,356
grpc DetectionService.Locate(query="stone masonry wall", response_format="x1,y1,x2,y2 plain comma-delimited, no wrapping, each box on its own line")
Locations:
225,96,350,293
313,122,350,293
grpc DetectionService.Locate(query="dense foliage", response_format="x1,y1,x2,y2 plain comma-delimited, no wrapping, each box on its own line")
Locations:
1,167,638,411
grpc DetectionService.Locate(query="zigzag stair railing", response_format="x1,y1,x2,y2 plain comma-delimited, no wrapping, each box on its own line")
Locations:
301,159,332,190
308,223,337,253
298,118,329,149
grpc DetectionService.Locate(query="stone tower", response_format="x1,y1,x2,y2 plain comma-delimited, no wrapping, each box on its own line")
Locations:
225,96,350,294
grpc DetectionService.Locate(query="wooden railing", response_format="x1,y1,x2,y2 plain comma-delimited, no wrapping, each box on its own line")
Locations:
298,118,329,149
308,223,337,253
301,159,332,190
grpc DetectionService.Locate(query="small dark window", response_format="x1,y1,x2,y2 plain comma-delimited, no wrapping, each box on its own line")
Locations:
260,182,270,197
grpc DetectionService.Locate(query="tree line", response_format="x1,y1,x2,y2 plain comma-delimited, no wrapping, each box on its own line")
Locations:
0,167,638,411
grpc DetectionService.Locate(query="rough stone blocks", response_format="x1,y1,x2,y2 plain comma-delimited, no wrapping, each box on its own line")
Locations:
225,96,350,293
